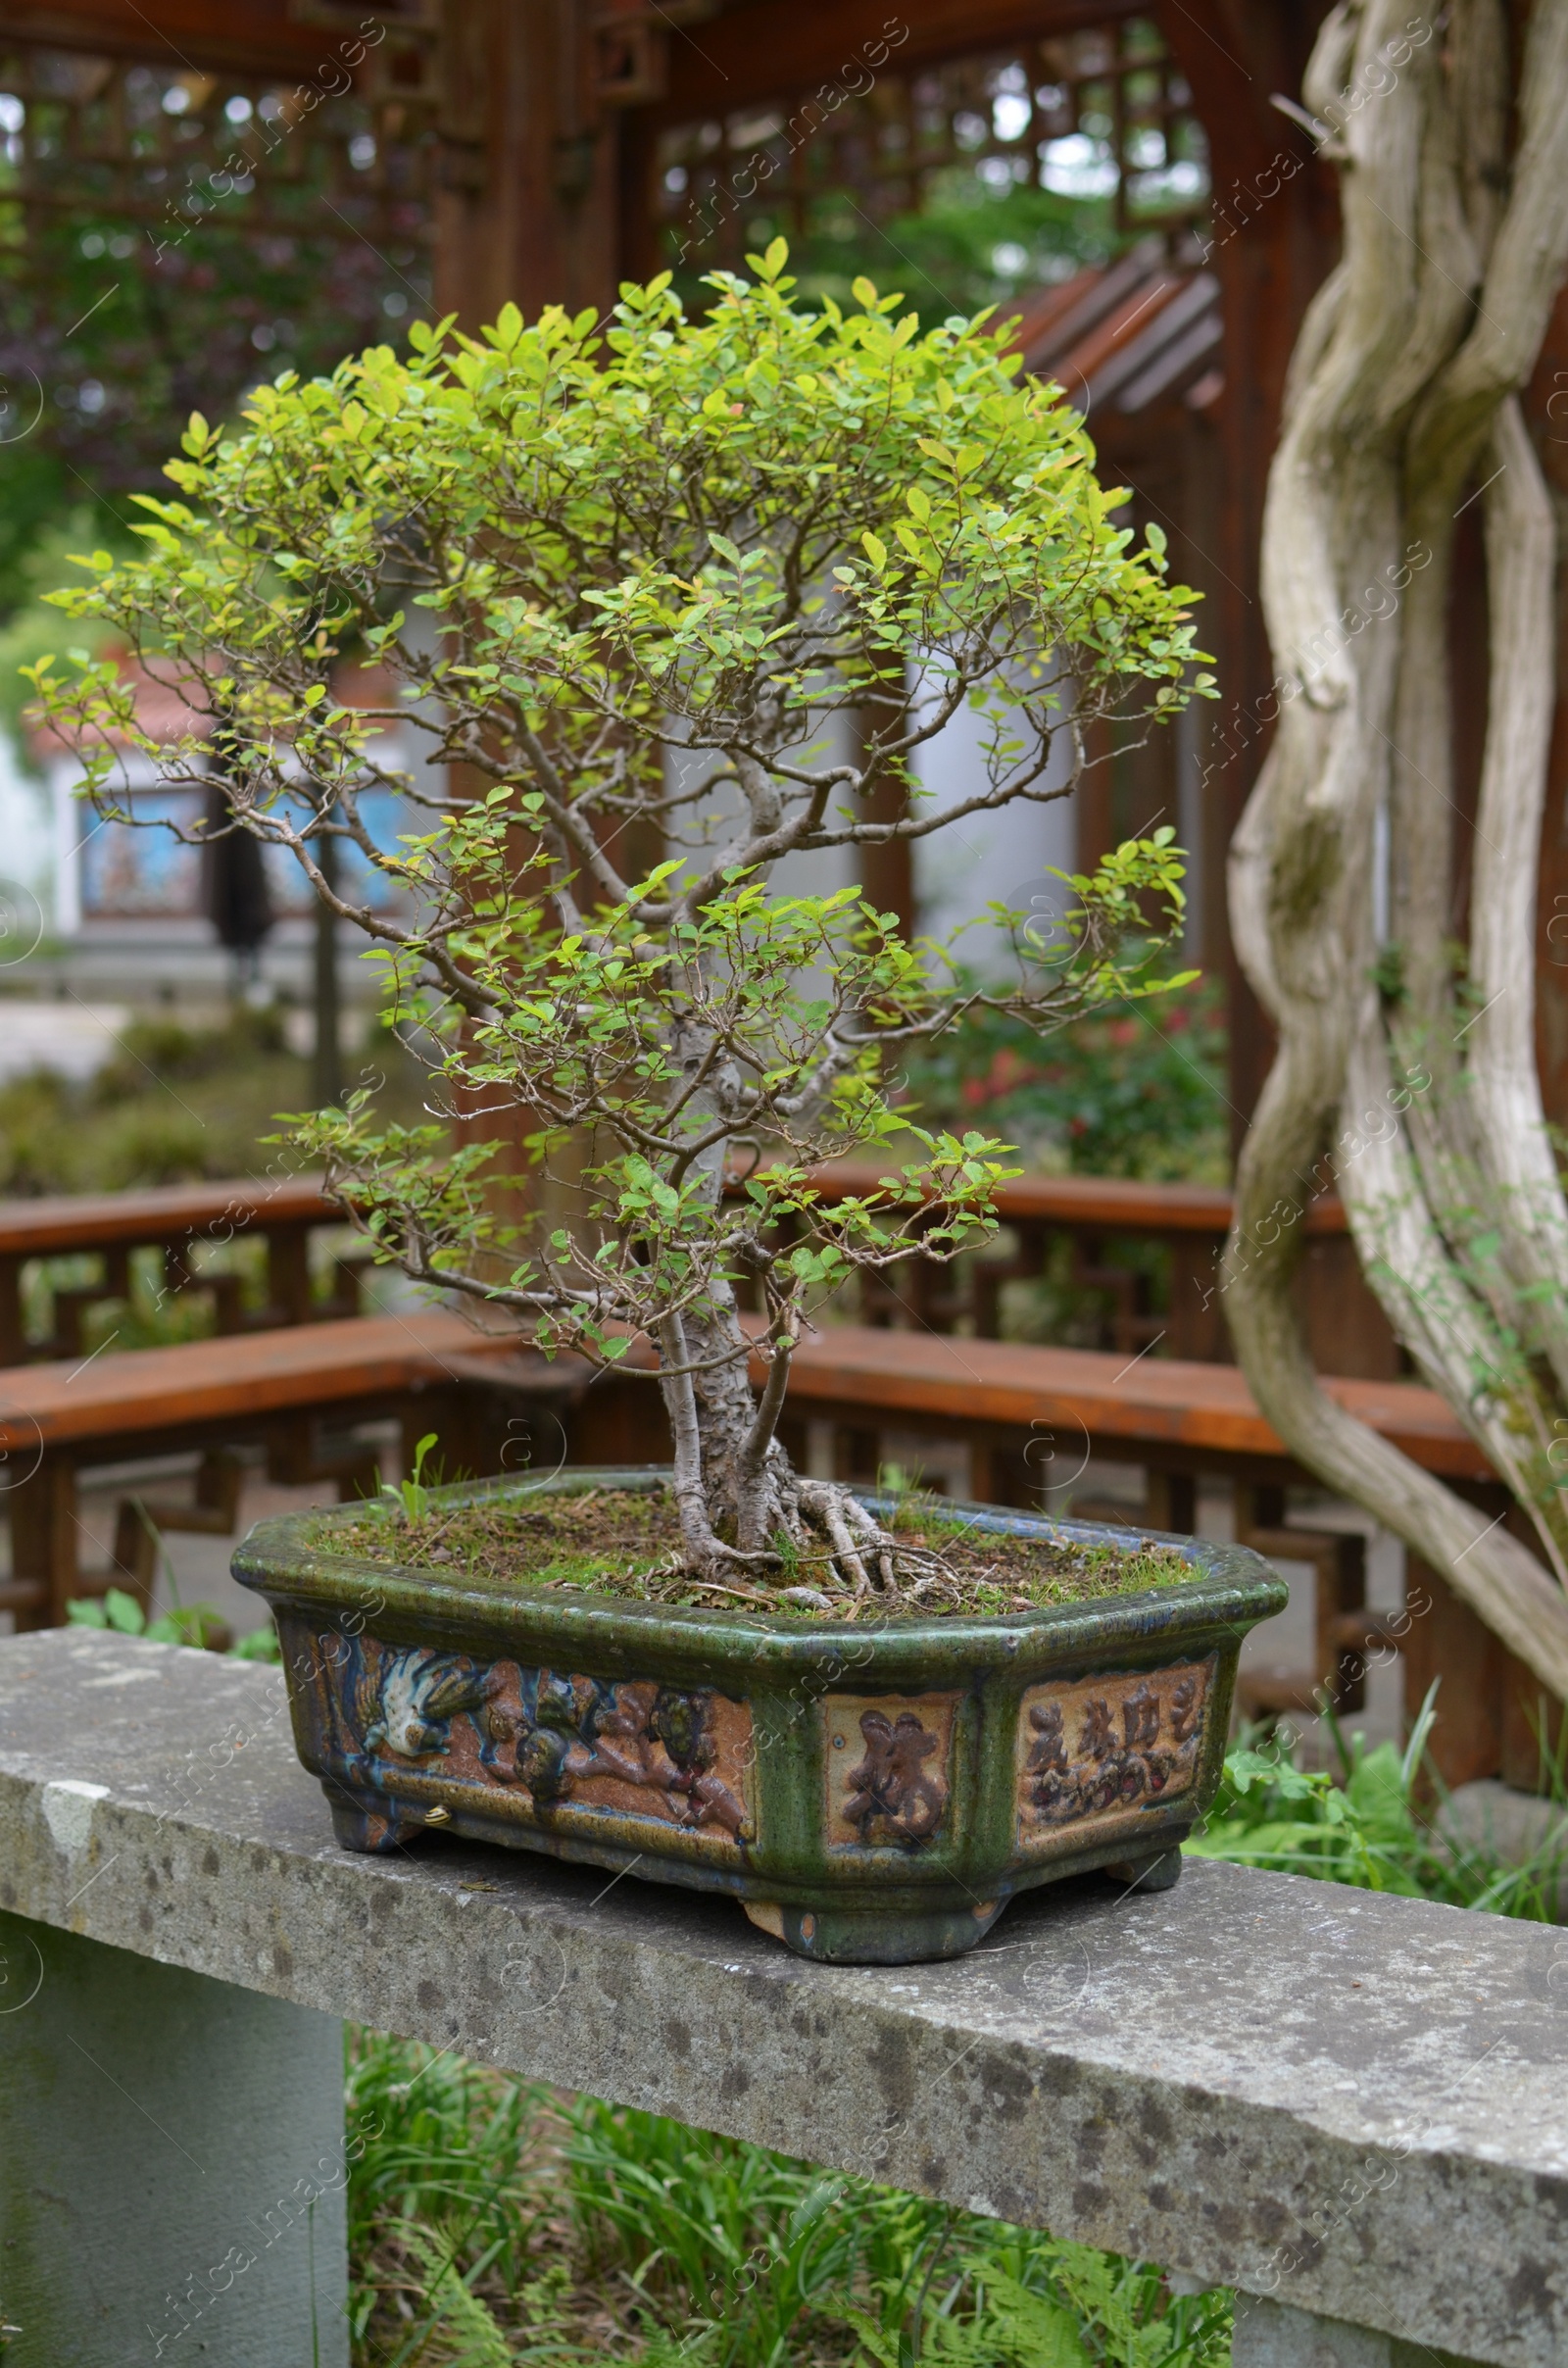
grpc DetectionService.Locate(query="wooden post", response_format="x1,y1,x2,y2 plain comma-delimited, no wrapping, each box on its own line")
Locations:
265,1223,315,1326
1153,2,1339,1141
0,1255,24,1366
433,0,624,333
8,1457,79,1630
1402,1554,1505,1792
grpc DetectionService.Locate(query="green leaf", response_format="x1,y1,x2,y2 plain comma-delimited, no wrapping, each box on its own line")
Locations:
824,2303,900,2366
860,530,888,572
103,1587,148,1635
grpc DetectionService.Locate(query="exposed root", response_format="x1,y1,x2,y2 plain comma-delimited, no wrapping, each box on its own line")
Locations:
625,1477,1003,1613
799,1477,881,1597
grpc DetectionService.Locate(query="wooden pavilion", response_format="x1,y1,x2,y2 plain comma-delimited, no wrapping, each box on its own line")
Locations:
6,0,1568,1125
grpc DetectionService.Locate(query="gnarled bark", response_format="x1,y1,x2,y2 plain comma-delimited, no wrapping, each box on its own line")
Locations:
1226,0,1568,1700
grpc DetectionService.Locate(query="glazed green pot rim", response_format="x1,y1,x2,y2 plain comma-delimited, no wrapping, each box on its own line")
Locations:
233,1464,1287,1659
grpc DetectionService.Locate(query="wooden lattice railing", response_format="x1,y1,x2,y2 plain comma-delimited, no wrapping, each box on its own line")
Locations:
655,10,1209,276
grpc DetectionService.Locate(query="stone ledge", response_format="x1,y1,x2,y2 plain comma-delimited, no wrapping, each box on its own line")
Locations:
1,1631,1565,2367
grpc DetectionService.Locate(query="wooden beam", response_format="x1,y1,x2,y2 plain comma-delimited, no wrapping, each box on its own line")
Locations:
656,0,1134,126
0,1310,514,1452
2,0,349,76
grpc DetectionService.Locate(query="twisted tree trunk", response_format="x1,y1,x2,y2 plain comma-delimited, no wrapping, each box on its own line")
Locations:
1225,0,1568,1697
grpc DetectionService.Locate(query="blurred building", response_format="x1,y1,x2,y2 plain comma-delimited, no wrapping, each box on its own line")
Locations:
26,656,416,1005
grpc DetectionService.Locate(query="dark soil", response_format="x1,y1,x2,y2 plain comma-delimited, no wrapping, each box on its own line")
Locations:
318,1483,1200,1618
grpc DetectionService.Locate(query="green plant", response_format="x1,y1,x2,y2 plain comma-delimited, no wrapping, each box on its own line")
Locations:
901,979,1226,1182
345,2032,1231,2367
65,1584,229,1651
384,1431,442,1524
228,1620,282,1662
1188,1687,1568,1918
65,1578,279,1660
34,242,1211,1603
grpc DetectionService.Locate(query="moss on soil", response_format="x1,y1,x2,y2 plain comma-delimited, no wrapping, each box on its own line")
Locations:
316,1483,1200,1619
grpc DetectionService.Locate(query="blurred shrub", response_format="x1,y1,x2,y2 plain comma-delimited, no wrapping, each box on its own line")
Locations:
900,980,1226,1182
0,1003,426,1197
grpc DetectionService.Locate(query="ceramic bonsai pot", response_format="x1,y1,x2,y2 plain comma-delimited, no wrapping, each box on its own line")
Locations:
233,1467,1285,1964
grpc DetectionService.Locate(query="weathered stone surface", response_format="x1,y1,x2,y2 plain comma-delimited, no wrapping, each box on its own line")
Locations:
2,1631,1566,2368
0,1910,347,2367
1233,2296,1485,2368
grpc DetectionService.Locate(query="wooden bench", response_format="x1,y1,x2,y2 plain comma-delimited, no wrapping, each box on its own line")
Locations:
0,1164,1397,1374
1,1290,1545,1791
0,1176,372,1364
0,1310,572,1628
771,1163,1402,1376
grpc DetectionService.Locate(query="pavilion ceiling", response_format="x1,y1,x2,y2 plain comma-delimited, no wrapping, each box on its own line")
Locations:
2,0,393,79
654,0,1145,120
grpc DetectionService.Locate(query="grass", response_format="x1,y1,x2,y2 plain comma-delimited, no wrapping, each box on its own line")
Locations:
345,2038,1233,2366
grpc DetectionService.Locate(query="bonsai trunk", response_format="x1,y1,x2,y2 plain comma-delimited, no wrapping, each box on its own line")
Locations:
657,1291,892,1594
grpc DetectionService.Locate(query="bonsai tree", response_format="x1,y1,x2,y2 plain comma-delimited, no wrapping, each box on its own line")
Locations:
32,244,1208,1597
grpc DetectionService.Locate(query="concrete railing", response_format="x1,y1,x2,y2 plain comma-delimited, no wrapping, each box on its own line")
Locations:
1,1630,1563,2367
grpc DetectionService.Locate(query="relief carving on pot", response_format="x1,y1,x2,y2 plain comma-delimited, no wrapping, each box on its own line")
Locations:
1014,1655,1214,1850
824,1693,955,1850
320,1635,754,1848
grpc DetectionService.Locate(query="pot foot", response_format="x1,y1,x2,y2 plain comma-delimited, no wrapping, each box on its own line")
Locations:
743,1896,1006,1964
1102,1845,1184,1893
325,1783,427,1853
